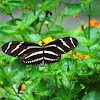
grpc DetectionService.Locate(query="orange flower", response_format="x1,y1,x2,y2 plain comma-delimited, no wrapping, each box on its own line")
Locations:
74,14,80,22
74,14,79,18
67,50,90,59
72,77,77,81
81,55,90,59
90,19,100,27
21,85,26,91
78,27,83,31
79,19,100,31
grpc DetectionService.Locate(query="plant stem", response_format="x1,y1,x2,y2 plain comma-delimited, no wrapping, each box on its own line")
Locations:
58,0,66,14
18,8,21,18
12,86,24,100
1,67,24,100
33,0,36,15
54,74,58,88
88,3,91,39
33,0,38,33
38,22,44,34
55,3,59,25
91,0,98,14
10,14,16,24
83,4,88,14
46,24,50,32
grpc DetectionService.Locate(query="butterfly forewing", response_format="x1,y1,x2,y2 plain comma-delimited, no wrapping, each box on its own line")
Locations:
2,41,41,58
43,37,78,65
45,37,78,54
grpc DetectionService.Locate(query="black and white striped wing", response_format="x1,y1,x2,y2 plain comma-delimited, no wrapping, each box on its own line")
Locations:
2,41,43,66
43,50,61,65
22,50,43,66
44,37,78,65
2,41,41,58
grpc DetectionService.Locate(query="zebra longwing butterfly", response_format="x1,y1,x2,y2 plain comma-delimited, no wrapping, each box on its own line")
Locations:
2,37,78,66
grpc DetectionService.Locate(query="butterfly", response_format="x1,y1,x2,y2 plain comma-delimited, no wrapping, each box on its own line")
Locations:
2,37,78,66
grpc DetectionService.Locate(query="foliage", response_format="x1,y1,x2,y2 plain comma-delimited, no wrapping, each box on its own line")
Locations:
0,0,100,100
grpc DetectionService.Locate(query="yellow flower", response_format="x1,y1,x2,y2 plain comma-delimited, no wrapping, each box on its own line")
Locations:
38,37,55,46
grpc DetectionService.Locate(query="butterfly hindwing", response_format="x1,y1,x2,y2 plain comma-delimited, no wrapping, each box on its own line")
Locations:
22,49,43,66
43,49,61,65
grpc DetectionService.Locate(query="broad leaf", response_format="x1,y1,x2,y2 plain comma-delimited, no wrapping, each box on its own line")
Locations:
26,78,40,95
82,91,100,100
16,11,41,29
62,3,82,18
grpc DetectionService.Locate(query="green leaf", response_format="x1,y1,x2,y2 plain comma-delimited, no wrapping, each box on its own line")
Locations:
0,23,9,27
7,19,22,26
0,31,8,39
5,93,20,100
3,0,24,7
30,69,44,80
76,44,89,52
61,72,70,88
62,3,82,18
50,97,62,100
36,80,52,96
26,78,40,95
50,25,64,32
16,11,41,29
11,59,27,73
84,27,98,40
82,91,100,100
77,37,89,45
1,27,18,34
11,71,25,82
80,0,93,4
38,0,60,11
28,33,41,43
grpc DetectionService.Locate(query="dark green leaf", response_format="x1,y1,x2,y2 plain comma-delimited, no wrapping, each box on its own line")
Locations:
84,27,98,40
11,59,27,73
11,71,25,82
26,78,40,95
82,91,100,100
0,31,8,39
2,27,18,34
76,44,89,52
61,72,70,88
5,93,20,100
50,25,64,32
50,97,62,100
38,0,60,11
36,80,52,96
30,69,44,80
62,3,82,18
3,0,24,7
16,11,41,29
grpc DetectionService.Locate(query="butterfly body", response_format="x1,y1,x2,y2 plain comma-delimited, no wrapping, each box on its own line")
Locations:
2,37,78,66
